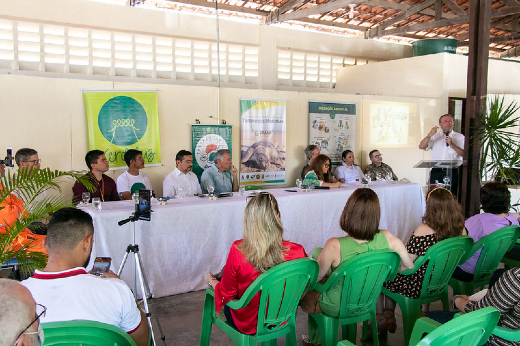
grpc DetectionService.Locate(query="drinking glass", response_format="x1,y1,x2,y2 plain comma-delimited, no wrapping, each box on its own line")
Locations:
92,197,102,211
82,192,90,204
386,172,393,181
443,176,451,188
239,186,246,196
295,178,302,188
376,172,382,181
132,193,139,204
207,183,215,194
177,187,185,199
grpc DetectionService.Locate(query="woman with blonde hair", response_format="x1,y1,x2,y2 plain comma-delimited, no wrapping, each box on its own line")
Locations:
303,154,342,188
205,192,307,334
379,186,466,332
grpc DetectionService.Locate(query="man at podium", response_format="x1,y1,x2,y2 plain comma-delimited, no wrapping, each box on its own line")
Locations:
419,114,465,195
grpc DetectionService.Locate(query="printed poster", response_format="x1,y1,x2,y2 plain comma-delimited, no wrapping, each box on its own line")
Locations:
83,90,161,169
191,125,233,179
240,99,286,185
309,101,356,165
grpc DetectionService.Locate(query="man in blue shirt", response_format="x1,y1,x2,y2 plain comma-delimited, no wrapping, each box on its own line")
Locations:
200,149,239,194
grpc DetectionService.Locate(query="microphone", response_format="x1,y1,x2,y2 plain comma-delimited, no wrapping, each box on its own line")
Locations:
445,130,450,147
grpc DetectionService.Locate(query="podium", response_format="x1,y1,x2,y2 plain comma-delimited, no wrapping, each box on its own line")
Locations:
414,160,465,197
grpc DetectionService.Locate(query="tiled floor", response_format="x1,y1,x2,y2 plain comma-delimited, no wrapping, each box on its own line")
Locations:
148,289,447,346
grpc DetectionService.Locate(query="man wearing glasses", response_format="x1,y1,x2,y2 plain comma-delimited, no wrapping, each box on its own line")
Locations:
0,278,45,346
21,208,149,346
364,149,398,181
14,148,41,173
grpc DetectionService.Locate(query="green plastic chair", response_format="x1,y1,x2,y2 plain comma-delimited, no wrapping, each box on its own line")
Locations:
450,225,520,295
381,236,473,346
491,324,520,343
501,238,520,270
307,249,401,346
41,320,137,346
336,307,500,346
199,257,319,346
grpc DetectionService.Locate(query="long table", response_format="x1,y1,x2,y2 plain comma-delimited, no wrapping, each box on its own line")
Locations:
84,181,425,298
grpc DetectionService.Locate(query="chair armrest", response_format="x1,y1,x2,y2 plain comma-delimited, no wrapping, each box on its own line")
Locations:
399,255,427,276
409,317,442,345
493,326,520,342
336,340,356,346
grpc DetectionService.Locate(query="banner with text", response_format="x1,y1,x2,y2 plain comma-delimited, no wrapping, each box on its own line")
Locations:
83,90,161,169
240,99,286,185
191,125,233,179
309,101,356,165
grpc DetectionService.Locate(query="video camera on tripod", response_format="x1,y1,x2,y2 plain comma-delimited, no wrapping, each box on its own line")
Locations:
0,148,14,167
118,189,152,226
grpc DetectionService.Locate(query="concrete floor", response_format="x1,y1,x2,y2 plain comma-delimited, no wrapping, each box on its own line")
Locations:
147,289,447,346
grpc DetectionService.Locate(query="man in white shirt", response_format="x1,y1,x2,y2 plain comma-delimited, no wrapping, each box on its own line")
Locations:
21,208,149,346
117,149,153,200
163,150,202,198
419,114,465,195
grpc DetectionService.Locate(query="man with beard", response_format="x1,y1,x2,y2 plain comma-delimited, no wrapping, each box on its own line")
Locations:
21,208,149,346
0,279,43,346
163,150,202,197
117,149,153,200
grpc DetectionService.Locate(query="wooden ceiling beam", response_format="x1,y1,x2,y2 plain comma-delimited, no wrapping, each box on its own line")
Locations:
295,17,368,31
163,0,268,15
499,44,520,58
501,0,520,7
367,0,438,38
442,0,466,16
383,15,468,36
268,0,365,23
265,0,306,24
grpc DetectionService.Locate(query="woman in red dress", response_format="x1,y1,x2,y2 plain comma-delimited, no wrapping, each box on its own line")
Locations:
204,192,307,334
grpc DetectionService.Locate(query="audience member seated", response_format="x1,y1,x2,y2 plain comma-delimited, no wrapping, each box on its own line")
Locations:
334,150,364,183
204,192,307,334
299,188,413,345
0,278,43,346
200,149,238,194
72,150,120,203
116,149,153,200
364,149,398,181
163,150,201,198
301,145,321,180
21,208,149,346
380,187,465,332
453,182,519,282
303,154,342,188
451,268,520,346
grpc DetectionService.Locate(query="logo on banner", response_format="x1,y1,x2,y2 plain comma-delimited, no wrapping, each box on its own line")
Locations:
98,96,148,146
194,134,228,170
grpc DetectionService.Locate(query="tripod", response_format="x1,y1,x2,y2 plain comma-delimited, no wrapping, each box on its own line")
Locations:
118,214,166,346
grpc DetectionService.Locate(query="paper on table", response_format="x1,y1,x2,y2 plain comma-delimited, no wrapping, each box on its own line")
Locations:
469,289,488,301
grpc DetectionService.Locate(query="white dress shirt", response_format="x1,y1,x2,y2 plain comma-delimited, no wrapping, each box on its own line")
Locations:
163,168,202,198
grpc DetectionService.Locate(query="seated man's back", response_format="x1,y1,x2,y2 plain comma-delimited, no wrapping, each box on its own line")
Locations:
22,267,141,333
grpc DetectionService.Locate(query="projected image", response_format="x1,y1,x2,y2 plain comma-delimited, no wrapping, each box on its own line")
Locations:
370,104,409,145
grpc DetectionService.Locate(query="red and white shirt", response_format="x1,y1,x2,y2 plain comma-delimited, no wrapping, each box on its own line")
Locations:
22,267,141,333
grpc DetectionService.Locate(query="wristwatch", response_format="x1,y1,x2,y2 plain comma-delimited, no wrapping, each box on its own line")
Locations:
452,295,464,310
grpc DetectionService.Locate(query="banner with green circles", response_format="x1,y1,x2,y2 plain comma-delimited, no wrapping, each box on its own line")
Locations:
83,90,161,169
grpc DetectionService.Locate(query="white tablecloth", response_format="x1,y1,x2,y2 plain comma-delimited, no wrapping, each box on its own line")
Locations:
84,181,425,298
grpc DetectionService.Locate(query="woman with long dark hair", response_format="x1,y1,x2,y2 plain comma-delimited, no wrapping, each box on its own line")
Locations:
303,154,342,188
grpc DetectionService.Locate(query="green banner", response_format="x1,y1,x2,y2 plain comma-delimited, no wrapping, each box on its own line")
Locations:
83,91,161,169
191,125,233,179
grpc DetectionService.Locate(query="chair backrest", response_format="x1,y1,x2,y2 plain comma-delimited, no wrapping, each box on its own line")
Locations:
419,236,473,300
472,225,520,284
416,307,500,346
41,320,137,346
325,249,401,322
237,257,318,338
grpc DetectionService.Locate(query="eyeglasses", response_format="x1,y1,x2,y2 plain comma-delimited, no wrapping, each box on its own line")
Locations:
372,155,382,158
323,164,330,168
14,304,46,345
23,159,41,164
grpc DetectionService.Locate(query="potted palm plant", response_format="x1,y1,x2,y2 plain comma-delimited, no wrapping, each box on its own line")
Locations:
0,167,92,274
477,95,520,184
